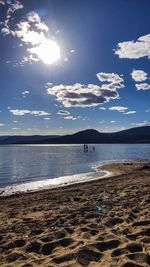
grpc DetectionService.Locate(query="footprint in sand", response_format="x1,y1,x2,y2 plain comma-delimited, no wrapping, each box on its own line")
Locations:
126,228,150,240
76,246,103,266
53,252,74,264
41,237,74,255
5,252,27,263
25,241,42,253
132,220,150,227
1,239,26,252
94,239,121,252
121,262,146,267
112,242,143,257
127,252,150,265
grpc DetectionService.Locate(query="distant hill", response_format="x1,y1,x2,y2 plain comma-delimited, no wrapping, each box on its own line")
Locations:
0,126,150,144
40,126,150,144
0,135,60,144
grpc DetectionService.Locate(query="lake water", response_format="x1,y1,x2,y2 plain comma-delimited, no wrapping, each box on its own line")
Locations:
0,144,150,195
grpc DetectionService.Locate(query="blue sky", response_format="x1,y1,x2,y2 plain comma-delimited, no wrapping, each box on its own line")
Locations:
0,0,150,135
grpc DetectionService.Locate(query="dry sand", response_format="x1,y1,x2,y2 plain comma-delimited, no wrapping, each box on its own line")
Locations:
0,162,150,267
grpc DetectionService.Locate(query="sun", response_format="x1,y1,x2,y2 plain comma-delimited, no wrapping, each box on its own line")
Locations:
29,39,61,64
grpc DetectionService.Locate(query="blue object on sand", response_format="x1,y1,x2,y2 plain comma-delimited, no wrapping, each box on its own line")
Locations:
96,206,103,212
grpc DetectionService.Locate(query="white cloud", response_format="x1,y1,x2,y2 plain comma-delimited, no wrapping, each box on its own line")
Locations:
115,34,150,59
96,72,124,92
64,116,77,120
47,83,120,108
47,72,124,108
123,111,136,115
12,127,20,130
132,121,149,127
1,0,23,35
145,109,150,112
109,106,128,112
57,110,77,120
0,123,4,126
9,109,51,116
131,70,148,82
99,107,107,110
27,11,48,32
97,72,124,85
7,1,23,18
14,21,45,45
22,90,30,97
110,120,116,123
57,110,70,116
44,117,50,120
135,83,150,90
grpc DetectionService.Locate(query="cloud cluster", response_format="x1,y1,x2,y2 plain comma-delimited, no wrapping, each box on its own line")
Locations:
57,110,77,120
9,109,50,116
97,72,124,85
131,70,150,91
115,34,150,59
131,70,148,82
64,116,77,121
123,111,136,115
47,72,124,108
48,83,119,108
1,2,60,64
135,83,150,90
22,90,30,97
57,110,70,116
99,107,107,110
132,121,149,127
1,0,23,35
109,106,128,112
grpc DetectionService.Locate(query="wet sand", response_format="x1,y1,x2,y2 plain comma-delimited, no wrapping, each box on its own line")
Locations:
0,162,150,266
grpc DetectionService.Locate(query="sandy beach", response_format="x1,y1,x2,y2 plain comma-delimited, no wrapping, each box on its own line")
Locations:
0,162,150,267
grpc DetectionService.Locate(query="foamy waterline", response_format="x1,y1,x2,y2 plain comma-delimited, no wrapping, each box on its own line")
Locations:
0,158,144,197
1,158,148,197
0,170,111,196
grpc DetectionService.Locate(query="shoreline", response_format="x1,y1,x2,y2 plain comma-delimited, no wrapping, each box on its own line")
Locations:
0,169,111,197
0,161,150,266
0,160,148,197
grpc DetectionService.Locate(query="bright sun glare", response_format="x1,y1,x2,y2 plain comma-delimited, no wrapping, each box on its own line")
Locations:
30,39,61,64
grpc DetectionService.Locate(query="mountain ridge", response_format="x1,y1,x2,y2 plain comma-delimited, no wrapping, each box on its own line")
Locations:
0,126,150,144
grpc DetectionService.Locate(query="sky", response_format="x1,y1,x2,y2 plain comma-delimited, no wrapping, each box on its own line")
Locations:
0,0,150,135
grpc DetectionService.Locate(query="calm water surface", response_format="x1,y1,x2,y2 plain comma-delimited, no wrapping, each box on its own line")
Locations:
0,144,150,189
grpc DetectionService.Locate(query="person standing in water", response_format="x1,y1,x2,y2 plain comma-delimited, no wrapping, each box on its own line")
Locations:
84,144,88,152
86,144,88,152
